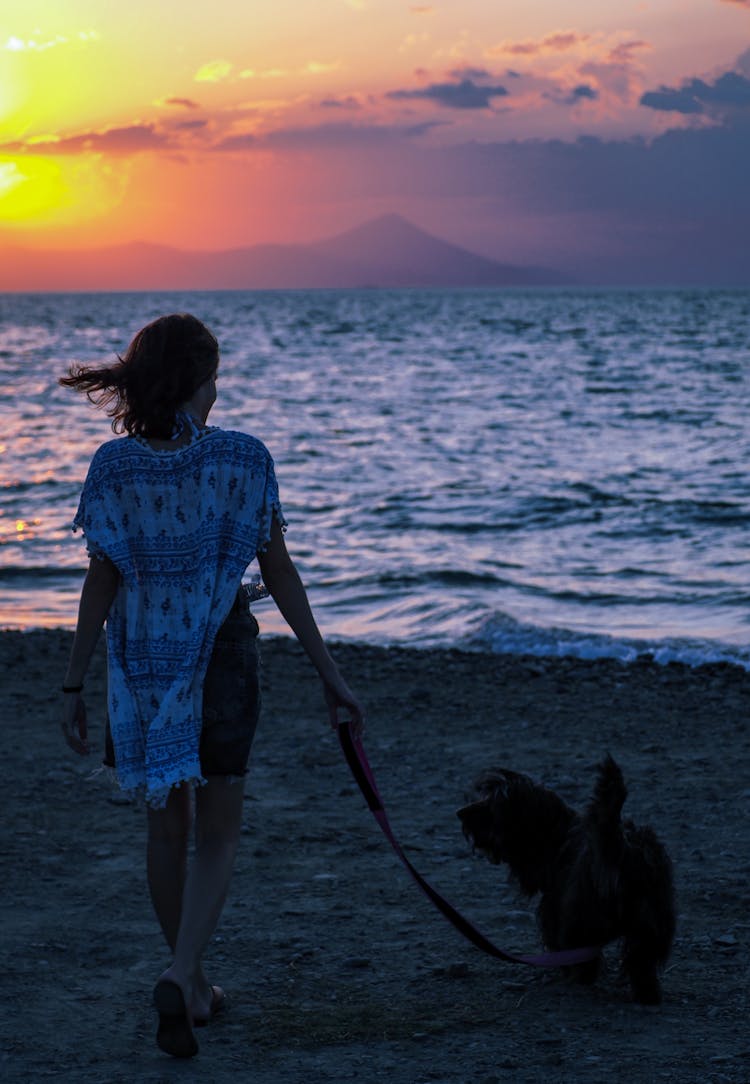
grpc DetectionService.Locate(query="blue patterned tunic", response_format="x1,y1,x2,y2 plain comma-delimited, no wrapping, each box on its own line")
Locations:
72,422,285,805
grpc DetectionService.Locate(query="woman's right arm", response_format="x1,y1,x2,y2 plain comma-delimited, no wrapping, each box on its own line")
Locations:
257,518,365,738
61,555,120,754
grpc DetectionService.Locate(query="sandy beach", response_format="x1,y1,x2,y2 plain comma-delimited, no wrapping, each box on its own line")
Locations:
1,629,748,1083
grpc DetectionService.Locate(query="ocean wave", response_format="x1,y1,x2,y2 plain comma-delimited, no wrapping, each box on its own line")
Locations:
470,612,750,670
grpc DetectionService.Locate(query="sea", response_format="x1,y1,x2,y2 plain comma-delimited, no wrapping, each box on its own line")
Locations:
1,287,750,668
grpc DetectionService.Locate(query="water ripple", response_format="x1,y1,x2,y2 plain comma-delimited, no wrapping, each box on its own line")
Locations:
1,287,749,664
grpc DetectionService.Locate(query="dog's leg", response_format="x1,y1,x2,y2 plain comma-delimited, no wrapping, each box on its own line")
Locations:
538,892,603,986
622,939,662,1004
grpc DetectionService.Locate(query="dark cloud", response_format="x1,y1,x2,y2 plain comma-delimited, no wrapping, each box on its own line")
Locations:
279,117,749,282
639,86,704,114
264,120,441,147
319,96,362,110
215,121,440,152
448,66,492,81
214,132,257,151
0,124,171,155
387,78,508,109
164,97,200,109
441,123,750,223
544,83,599,106
641,70,750,114
570,84,598,100
172,119,208,130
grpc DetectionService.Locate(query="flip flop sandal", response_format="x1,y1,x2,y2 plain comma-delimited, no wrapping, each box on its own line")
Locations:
153,979,199,1058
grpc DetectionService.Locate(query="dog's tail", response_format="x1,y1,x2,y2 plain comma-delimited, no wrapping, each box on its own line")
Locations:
587,754,627,825
583,755,628,889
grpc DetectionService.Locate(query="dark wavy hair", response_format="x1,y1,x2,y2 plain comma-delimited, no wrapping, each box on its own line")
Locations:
60,313,219,438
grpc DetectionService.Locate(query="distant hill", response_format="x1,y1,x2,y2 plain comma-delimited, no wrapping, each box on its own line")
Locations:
0,213,569,291
305,214,567,287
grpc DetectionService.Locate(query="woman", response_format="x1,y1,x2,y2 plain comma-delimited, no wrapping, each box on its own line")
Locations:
60,313,364,1058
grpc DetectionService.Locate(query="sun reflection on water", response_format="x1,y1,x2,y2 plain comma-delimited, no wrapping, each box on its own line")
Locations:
0,515,41,543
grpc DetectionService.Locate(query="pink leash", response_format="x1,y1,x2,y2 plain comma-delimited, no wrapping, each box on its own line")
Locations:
338,721,600,968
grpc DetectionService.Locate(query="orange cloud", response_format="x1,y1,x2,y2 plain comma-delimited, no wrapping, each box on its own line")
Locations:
162,97,200,109
486,30,591,58
481,32,651,114
578,40,651,106
2,124,172,156
608,40,650,64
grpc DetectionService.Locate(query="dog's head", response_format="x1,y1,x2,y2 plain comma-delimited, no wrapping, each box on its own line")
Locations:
458,768,581,896
457,798,499,861
457,769,523,863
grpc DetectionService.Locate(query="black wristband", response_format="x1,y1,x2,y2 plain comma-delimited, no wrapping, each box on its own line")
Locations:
62,683,84,694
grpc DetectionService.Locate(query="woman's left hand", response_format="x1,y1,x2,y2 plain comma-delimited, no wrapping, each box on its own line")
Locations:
62,693,90,755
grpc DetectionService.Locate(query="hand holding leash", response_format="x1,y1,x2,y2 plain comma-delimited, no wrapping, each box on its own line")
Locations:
324,676,365,739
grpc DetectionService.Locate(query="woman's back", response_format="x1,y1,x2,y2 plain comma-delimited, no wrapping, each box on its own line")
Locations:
74,418,284,803
75,421,282,586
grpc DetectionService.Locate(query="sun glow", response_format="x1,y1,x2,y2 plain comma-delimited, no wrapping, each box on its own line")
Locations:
0,161,23,196
0,149,134,231
0,156,69,223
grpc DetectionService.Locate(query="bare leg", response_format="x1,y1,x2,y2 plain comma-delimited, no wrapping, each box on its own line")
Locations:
147,784,192,951
156,776,245,1019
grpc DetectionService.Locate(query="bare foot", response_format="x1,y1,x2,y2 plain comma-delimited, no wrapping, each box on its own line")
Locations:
192,983,226,1026
153,975,198,1058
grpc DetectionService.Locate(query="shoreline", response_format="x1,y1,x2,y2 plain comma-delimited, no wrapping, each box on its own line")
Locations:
2,628,748,1081
3,623,750,679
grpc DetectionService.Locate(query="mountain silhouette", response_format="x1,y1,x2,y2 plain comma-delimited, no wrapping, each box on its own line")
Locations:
1,214,568,291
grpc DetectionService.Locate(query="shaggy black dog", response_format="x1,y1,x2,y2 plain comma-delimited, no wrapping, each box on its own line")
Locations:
457,756,676,1004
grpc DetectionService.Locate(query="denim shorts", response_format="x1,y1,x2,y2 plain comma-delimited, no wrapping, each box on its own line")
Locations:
104,591,261,779
199,594,261,777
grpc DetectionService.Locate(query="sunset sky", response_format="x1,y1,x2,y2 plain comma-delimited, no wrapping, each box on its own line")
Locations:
2,0,750,283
